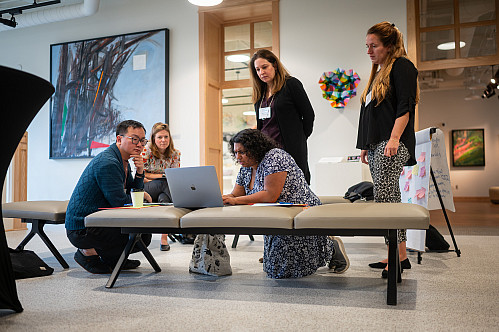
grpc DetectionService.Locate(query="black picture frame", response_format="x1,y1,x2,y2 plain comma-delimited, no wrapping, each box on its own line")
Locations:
451,129,485,167
49,28,169,159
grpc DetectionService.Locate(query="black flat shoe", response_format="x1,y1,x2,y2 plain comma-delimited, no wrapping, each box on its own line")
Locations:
401,258,411,270
160,244,171,251
369,261,387,269
370,258,412,270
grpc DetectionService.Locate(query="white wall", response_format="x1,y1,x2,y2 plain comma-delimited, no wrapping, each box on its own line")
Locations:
419,90,499,197
0,0,200,200
280,0,407,192
10,0,492,201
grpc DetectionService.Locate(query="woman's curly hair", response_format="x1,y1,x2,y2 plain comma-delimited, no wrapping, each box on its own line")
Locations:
229,129,278,164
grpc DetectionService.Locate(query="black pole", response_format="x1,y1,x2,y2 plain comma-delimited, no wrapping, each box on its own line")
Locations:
430,167,461,257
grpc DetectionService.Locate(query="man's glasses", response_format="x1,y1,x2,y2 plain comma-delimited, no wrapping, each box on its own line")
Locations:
122,135,148,145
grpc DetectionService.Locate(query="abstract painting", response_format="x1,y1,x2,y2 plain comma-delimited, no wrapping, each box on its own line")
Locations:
451,129,485,167
50,28,169,158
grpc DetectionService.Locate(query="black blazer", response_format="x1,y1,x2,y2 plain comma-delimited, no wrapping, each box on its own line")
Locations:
356,57,417,166
255,77,315,183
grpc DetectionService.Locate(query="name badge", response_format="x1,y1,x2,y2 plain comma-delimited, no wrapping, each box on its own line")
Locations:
365,91,372,106
259,106,271,119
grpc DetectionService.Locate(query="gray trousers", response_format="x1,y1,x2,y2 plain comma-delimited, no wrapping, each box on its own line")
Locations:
144,178,172,203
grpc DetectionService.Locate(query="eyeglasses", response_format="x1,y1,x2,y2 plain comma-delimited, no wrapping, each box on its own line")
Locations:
122,135,148,145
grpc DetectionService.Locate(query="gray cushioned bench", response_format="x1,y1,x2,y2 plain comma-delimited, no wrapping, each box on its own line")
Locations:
85,203,429,305
2,200,69,268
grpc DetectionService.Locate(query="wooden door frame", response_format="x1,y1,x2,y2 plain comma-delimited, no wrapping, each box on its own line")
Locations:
198,0,279,189
4,132,28,231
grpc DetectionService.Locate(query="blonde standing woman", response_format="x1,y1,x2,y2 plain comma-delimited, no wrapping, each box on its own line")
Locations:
356,21,419,278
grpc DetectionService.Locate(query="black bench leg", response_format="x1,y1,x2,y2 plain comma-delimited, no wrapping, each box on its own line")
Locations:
168,234,176,243
15,224,37,250
16,219,69,269
136,234,161,272
387,229,399,305
232,235,255,248
106,233,161,289
231,235,239,248
106,233,138,288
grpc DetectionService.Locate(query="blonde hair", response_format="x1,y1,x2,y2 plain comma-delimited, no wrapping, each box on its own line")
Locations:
361,21,420,106
249,49,290,104
149,122,174,159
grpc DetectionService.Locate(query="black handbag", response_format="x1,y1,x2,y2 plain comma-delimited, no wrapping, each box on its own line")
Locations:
425,225,450,250
343,181,374,202
8,248,54,279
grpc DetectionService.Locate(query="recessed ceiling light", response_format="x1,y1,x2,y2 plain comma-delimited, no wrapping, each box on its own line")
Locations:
227,54,250,63
437,41,466,50
188,0,223,6
243,111,256,116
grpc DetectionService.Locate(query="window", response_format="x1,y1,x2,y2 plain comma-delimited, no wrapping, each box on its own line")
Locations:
222,20,273,192
412,0,498,70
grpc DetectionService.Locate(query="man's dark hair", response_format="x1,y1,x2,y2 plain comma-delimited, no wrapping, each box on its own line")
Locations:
229,129,278,164
116,120,146,136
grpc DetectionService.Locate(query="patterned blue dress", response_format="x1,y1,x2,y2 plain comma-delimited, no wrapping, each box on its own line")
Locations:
236,148,333,278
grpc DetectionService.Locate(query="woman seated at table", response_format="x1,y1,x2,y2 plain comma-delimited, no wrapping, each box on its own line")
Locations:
142,122,181,251
222,129,349,279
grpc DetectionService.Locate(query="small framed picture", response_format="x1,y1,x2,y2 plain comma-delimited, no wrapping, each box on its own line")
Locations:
451,129,485,167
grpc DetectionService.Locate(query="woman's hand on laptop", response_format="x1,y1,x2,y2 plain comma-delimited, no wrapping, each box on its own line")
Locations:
222,194,237,205
144,192,152,203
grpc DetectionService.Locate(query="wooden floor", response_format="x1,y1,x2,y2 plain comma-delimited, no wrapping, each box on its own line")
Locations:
430,200,499,236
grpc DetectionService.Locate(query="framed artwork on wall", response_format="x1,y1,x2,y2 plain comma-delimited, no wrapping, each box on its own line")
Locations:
451,129,485,167
50,28,169,159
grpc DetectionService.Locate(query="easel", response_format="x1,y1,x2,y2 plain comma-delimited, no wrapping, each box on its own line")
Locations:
417,127,461,263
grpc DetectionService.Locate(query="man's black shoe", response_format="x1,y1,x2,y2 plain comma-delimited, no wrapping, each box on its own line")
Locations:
122,259,141,270
74,250,112,274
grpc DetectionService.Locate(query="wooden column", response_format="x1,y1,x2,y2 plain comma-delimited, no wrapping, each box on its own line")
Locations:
11,132,28,230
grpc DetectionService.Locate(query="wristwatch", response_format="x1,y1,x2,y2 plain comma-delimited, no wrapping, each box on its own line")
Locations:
135,172,144,178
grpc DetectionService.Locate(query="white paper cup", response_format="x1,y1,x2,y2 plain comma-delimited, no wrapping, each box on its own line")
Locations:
131,189,144,208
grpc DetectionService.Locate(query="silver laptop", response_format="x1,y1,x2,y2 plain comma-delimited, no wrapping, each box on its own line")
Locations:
165,166,224,209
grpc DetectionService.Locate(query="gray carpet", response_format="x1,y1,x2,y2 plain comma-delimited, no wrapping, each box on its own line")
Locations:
1,225,498,331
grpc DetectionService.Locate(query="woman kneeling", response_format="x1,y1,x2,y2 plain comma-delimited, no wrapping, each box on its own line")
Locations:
223,129,349,279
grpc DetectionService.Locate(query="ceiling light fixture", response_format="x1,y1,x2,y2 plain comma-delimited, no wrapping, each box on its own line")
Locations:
188,0,223,6
491,65,498,84
437,41,466,50
0,14,17,28
482,66,499,99
227,54,250,63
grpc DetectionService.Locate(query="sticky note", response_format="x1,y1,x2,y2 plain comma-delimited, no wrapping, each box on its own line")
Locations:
415,187,426,199
412,164,420,177
417,152,426,162
420,166,426,177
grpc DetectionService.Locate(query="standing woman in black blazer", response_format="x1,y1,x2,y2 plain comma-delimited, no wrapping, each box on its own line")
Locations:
249,49,315,184
356,21,419,278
